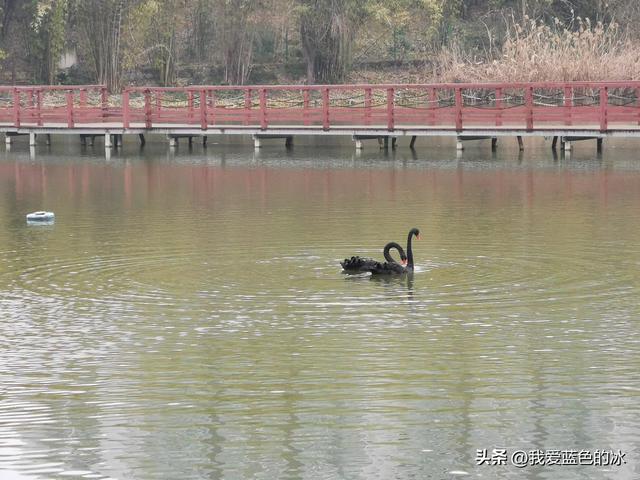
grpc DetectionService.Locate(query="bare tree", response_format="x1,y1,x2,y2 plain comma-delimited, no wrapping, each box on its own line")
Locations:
73,0,136,91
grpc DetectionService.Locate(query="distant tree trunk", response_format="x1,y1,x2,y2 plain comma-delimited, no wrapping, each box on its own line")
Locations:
217,0,256,85
75,0,130,92
298,0,357,84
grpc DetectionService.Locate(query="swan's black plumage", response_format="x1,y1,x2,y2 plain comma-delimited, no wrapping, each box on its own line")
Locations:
362,228,419,275
341,242,406,273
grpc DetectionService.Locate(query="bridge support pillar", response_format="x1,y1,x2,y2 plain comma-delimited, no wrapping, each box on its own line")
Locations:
5,134,12,146
46,134,51,146
252,134,293,149
29,133,36,146
353,135,393,150
168,136,178,147
517,136,524,151
456,137,464,151
105,133,112,149
410,136,417,149
597,138,603,153
491,137,498,151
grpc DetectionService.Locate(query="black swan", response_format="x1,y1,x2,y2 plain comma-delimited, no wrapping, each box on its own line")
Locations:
341,242,407,273
363,228,420,275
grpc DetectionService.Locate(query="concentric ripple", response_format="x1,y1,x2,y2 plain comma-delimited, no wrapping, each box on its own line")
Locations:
1,147,640,480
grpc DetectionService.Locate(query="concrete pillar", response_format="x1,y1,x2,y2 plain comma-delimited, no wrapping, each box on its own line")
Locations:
456,136,464,151
29,146,36,160
5,134,12,146
354,138,363,150
491,137,498,151
564,140,572,151
285,136,293,148
105,133,112,148
168,136,178,147
517,136,524,151
46,134,51,146
409,136,417,149
391,137,397,149
597,138,603,153
29,133,36,146
253,135,261,149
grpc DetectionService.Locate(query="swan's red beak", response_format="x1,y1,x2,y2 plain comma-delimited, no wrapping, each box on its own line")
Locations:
416,234,421,240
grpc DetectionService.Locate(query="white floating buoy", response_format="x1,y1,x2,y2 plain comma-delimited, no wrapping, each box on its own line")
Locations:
26,211,55,224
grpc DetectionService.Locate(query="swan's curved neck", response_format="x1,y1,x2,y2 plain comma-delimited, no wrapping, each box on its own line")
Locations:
406,232,415,270
383,242,404,264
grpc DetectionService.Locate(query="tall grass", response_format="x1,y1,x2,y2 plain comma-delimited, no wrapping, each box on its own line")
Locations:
434,16,640,83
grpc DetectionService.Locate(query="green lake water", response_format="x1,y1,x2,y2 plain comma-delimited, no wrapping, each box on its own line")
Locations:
0,138,639,479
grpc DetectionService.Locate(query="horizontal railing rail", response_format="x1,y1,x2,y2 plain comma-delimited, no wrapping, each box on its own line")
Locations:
2,82,640,133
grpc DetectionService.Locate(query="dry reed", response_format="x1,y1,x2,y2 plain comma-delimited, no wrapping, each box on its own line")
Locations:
433,17,640,83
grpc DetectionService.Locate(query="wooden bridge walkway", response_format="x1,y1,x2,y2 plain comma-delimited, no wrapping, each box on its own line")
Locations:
2,82,640,154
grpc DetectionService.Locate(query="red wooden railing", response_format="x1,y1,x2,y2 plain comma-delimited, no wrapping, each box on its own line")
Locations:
2,82,640,132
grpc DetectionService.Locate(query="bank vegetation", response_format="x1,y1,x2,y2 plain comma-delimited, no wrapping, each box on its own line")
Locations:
1,0,640,91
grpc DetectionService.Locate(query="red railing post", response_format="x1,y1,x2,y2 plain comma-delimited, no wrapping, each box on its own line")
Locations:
303,89,310,126
564,85,572,126
80,89,87,107
259,88,267,130
525,85,534,131
455,87,463,131
364,87,372,126
101,87,108,122
36,89,42,126
188,91,194,124
495,87,502,127
244,88,252,125
200,89,208,130
600,86,608,132
66,91,74,128
386,87,395,130
322,88,330,130
13,88,20,127
144,89,152,128
122,90,130,129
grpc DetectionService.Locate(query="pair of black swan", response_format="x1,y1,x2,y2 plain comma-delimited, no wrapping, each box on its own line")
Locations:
341,228,420,275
